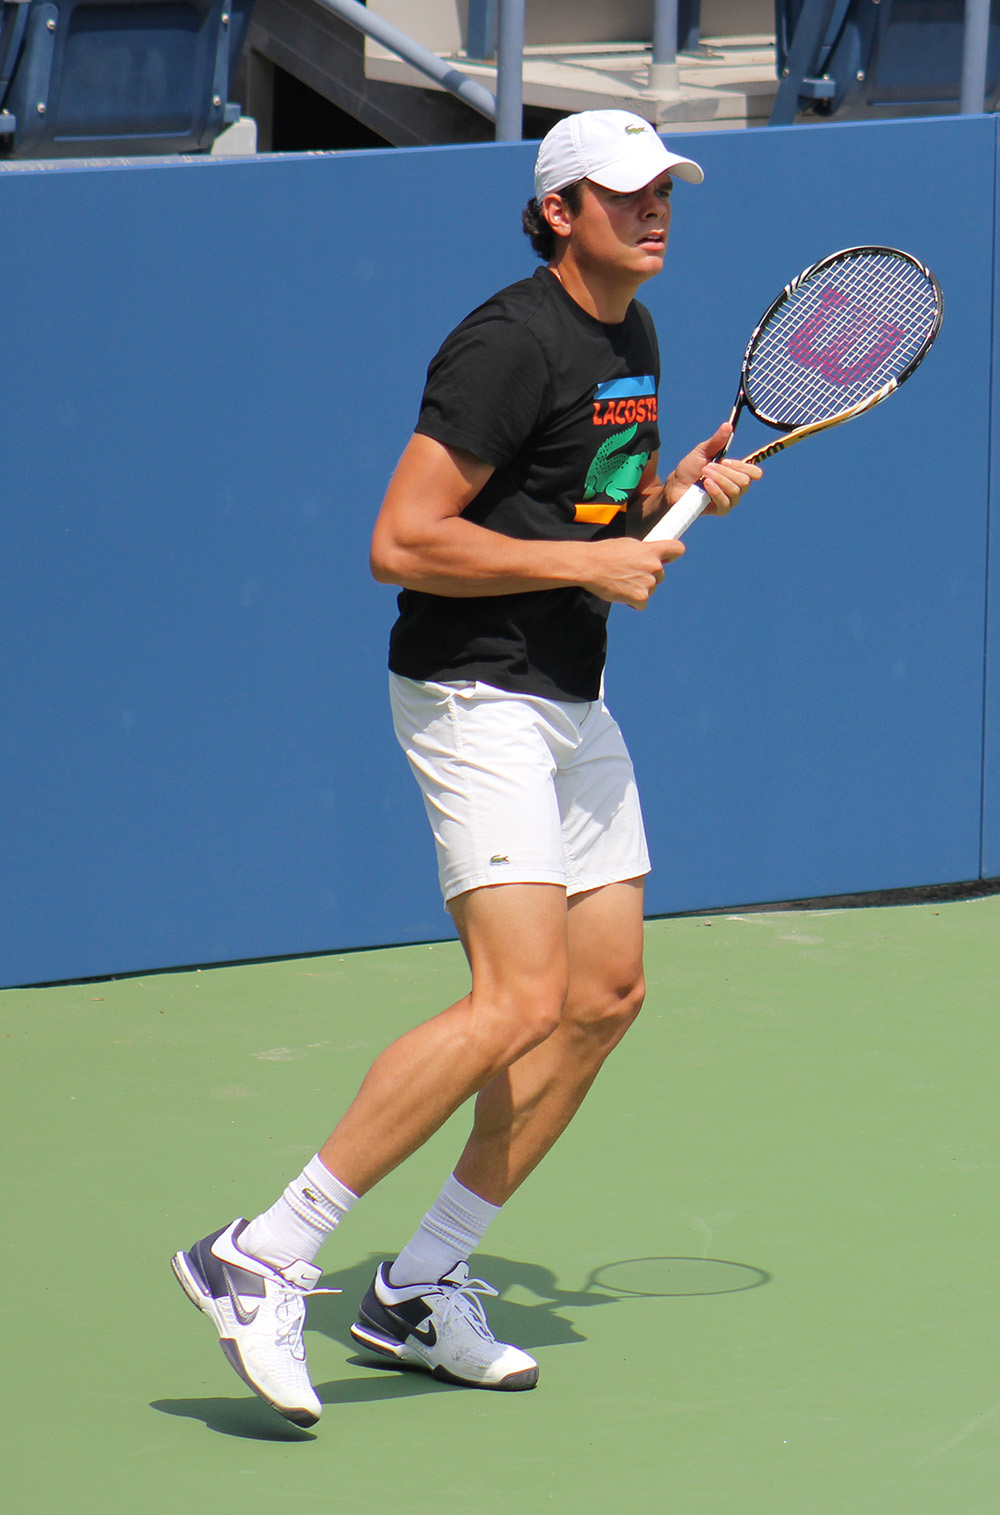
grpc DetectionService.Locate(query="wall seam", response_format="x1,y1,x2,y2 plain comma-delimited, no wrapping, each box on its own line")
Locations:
980,117,999,877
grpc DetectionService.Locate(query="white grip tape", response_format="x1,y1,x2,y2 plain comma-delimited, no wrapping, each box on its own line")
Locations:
644,483,711,543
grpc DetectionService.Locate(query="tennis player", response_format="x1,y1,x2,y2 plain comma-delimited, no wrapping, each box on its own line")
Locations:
172,109,761,1427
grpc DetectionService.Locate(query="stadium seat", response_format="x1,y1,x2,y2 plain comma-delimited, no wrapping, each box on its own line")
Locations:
0,0,252,157
771,0,1000,125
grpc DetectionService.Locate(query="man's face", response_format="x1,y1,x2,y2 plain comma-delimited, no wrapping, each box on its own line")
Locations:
562,172,673,283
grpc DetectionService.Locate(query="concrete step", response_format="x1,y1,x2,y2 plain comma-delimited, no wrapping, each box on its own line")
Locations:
364,33,779,134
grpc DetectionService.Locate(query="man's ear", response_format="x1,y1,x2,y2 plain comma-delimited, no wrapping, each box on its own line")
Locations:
541,190,576,241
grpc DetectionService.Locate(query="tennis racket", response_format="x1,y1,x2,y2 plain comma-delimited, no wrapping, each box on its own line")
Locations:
645,245,943,542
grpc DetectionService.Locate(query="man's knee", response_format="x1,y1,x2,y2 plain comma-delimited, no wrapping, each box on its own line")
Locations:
453,882,571,1066
463,957,566,1066
466,993,566,1066
512,994,566,1058
565,969,645,1046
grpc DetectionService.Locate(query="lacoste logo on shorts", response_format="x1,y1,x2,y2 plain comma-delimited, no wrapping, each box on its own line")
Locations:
489,855,510,866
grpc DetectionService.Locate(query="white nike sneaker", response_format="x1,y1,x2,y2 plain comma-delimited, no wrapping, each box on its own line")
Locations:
171,1218,337,1426
350,1262,538,1390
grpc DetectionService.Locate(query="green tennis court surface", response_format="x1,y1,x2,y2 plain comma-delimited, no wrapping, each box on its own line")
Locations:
3,893,998,1514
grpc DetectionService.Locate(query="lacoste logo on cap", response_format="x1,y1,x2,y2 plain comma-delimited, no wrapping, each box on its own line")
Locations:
625,124,647,134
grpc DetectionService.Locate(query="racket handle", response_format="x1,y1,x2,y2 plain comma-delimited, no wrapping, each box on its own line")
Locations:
644,483,711,543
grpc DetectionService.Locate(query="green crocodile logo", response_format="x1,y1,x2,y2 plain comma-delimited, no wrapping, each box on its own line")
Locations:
583,425,649,503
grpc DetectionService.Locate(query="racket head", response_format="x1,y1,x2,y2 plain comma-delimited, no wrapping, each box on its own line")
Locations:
738,246,944,434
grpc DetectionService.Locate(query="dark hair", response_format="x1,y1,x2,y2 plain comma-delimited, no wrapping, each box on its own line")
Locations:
521,180,584,261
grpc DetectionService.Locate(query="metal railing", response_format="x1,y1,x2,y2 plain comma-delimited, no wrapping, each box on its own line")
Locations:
313,0,703,143
961,0,991,114
313,0,504,133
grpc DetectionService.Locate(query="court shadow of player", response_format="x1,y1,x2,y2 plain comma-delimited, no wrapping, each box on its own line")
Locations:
150,1394,318,1442
308,1249,768,1362
307,1251,594,1360
150,1368,456,1441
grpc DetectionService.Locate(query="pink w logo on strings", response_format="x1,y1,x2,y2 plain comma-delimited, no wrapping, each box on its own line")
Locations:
787,286,905,386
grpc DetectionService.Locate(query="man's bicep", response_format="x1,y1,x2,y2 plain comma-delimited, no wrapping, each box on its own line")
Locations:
370,435,495,581
381,434,494,524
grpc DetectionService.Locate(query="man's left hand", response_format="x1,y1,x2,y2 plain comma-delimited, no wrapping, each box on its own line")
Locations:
667,422,762,516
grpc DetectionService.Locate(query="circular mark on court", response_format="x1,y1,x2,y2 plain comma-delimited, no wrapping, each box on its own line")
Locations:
590,1257,770,1297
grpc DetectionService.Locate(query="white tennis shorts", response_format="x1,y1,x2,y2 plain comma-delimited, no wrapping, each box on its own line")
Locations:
389,673,650,904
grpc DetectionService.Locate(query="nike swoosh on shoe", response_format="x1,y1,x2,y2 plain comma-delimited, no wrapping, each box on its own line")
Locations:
223,1262,260,1325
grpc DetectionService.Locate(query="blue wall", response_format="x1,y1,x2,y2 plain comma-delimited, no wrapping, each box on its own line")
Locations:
0,115,995,987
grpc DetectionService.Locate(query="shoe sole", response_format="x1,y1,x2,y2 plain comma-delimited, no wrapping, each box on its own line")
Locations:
171,1249,320,1428
349,1318,538,1391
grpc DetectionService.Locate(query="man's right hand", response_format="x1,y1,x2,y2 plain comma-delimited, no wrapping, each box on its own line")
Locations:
581,537,685,609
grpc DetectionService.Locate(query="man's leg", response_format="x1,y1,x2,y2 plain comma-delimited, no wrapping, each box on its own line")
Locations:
453,877,645,1205
173,882,571,1419
365,880,644,1383
385,878,644,1300
338,882,577,1391
316,882,570,1195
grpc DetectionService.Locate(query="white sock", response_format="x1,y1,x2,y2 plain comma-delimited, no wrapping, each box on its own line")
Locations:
388,1173,501,1288
240,1155,357,1269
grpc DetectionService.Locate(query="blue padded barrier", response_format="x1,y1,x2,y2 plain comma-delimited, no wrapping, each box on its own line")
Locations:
611,115,994,913
0,115,995,986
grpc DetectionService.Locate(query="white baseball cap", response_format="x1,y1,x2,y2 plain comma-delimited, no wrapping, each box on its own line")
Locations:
534,110,704,199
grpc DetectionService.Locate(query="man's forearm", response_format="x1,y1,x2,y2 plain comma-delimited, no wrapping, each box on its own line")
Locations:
370,513,595,598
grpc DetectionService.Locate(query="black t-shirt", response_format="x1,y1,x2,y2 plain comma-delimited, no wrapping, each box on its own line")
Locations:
387,266,661,702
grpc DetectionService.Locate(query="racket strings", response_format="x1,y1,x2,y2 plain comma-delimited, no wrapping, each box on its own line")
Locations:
745,252,939,428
